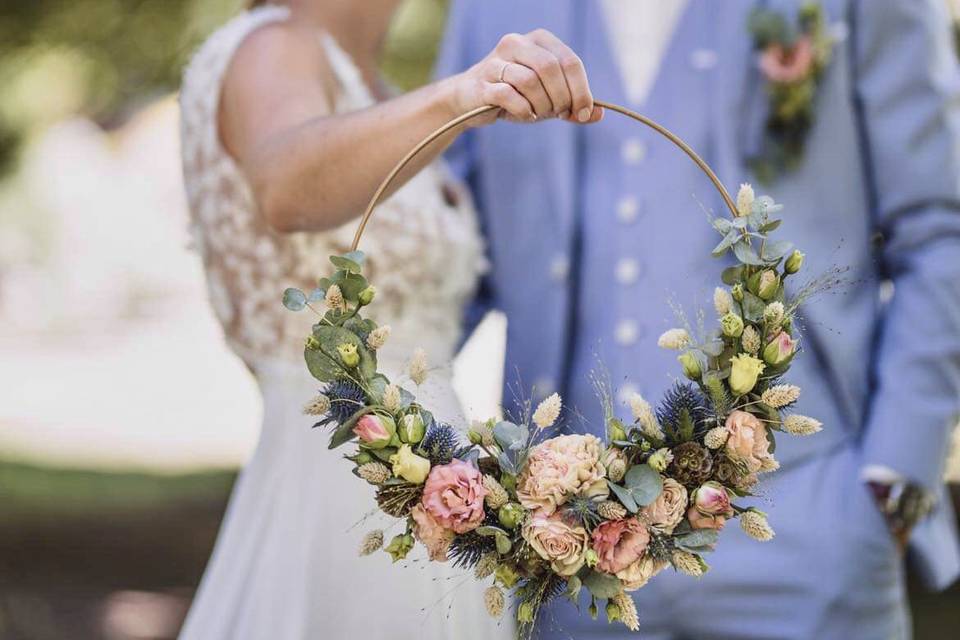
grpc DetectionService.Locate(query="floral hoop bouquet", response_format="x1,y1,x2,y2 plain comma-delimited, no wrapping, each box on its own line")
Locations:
283,103,828,636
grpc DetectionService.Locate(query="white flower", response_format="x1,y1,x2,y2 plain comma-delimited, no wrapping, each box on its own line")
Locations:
782,414,822,435
763,301,785,326
366,325,391,350
409,348,428,386
714,287,733,316
629,393,662,439
703,426,729,450
736,183,755,217
657,328,691,351
382,384,402,413
760,384,801,408
533,392,562,429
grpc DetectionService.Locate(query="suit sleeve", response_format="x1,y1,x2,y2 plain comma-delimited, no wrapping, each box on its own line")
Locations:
435,1,497,337
854,0,960,491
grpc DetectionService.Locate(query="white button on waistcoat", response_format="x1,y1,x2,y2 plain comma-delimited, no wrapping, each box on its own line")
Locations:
621,138,647,165
616,196,640,223
615,258,641,285
549,255,570,282
615,319,639,346
690,48,718,71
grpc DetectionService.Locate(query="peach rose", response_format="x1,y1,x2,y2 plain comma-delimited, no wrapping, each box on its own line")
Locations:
591,517,650,574
422,459,487,534
516,434,608,514
522,510,589,577
616,554,669,592
724,410,775,474
410,504,454,562
639,478,688,534
687,505,726,531
759,35,814,84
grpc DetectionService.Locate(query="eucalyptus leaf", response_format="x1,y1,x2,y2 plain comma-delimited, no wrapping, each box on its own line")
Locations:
493,421,528,451
566,575,582,603
721,266,744,285
476,525,510,538
711,229,740,257
762,239,794,262
733,240,763,266
674,529,719,553
495,532,513,555
458,448,481,467
758,219,782,233
329,251,365,273
307,287,325,303
712,217,733,234
282,287,307,311
623,464,664,506
497,451,517,475
741,291,767,323
606,481,639,513
701,339,725,358
581,570,622,599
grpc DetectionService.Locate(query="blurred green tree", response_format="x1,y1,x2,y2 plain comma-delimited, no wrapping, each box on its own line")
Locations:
0,0,448,177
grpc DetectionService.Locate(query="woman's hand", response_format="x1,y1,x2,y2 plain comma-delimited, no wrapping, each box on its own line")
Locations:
447,29,604,126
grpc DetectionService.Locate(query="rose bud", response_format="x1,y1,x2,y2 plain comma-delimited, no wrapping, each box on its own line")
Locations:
647,447,673,472
729,354,765,396
589,600,599,620
498,502,525,529
337,343,360,368
358,285,377,305
495,563,520,588
757,270,780,300
606,601,622,624
720,312,745,338
354,414,396,449
305,335,321,350
784,250,805,274
399,413,426,444
584,548,599,568
762,331,797,366
731,283,745,302
389,444,431,484
607,418,628,443
678,351,702,381
691,481,733,516
517,601,535,623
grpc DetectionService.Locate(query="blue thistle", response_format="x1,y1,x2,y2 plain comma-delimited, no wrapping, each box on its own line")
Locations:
420,422,461,464
313,379,366,429
656,382,708,444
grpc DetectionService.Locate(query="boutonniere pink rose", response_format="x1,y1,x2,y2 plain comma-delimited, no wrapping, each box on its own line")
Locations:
759,35,814,85
421,459,488,534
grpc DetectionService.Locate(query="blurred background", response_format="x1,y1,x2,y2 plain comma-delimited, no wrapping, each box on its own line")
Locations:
0,1,958,638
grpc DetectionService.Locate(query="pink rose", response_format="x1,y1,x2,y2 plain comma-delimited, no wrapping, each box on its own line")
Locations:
411,504,454,562
639,478,688,534
353,414,395,449
692,481,733,517
617,554,669,592
516,434,608,514
759,35,814,84
763,331,797,366
421,459,487,534
724,410,775,474
591,517,650,575
687,505,726,531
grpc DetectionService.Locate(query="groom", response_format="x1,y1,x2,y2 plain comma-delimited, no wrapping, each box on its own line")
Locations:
439,1,960,638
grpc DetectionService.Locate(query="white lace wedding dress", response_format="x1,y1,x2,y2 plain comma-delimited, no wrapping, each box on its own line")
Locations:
177,7,509,639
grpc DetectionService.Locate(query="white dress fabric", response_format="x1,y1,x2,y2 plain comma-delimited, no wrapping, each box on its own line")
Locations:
177,7,508,639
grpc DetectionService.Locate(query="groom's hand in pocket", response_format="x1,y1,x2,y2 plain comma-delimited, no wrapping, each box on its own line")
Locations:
451,29,604,126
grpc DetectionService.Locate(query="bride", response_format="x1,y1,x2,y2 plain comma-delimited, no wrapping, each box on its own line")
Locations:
177,1,601,638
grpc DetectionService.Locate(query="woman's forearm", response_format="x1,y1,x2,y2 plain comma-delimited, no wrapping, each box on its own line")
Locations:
247,77,464,233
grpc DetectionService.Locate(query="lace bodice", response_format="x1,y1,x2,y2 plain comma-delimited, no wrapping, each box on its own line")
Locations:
180,7,484,368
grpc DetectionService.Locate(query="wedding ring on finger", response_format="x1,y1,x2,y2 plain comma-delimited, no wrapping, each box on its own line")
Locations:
498,61,511,84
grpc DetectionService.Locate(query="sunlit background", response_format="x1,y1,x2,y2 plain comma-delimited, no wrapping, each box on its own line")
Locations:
0,1,958,638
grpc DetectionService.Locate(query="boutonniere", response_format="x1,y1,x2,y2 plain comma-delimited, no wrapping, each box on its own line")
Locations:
748,2,833,183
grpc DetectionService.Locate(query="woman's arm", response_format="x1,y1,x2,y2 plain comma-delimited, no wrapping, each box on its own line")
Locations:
220,24,601,233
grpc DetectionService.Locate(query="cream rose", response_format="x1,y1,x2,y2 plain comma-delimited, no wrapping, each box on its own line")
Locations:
521,510,589,577
516,434,608,514
724,410,775,474
616,554,669,591
639,478,688,534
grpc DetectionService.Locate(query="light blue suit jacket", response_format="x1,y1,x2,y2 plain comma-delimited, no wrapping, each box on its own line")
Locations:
438,0,960,590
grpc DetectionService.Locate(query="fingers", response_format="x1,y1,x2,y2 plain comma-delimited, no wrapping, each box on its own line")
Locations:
527,29,595,122
493,30,594,123
481,78,536,122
